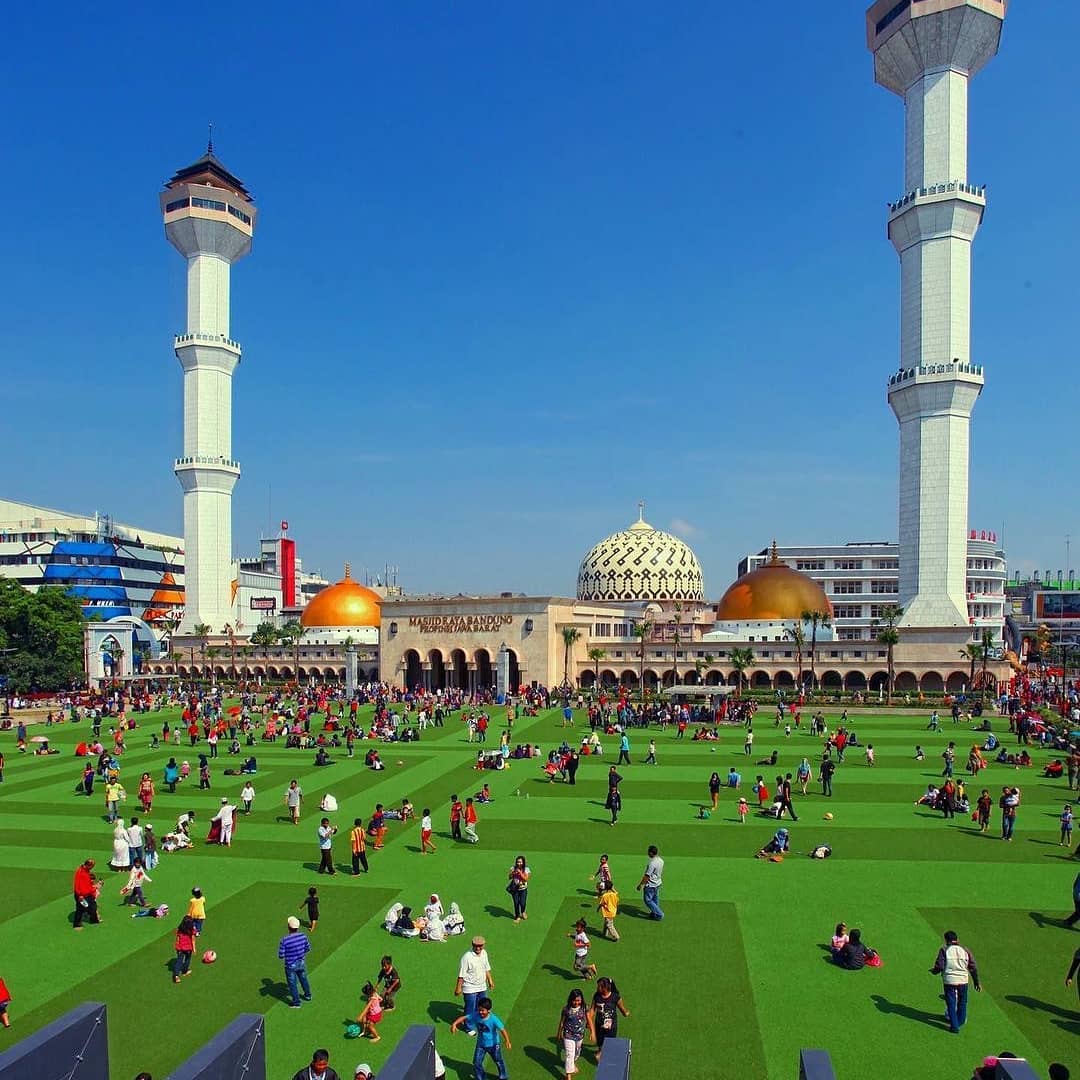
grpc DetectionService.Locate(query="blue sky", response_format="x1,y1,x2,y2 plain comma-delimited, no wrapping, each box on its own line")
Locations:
3,4,1077,595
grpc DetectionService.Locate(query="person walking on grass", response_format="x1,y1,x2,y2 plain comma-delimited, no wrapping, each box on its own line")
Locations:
241,780,255,814
508,855,530,922
72,859,101,929
450,996,511,1080
556,988,594,1080
929,930,980,1033
464,798,479,844
300,886,320,931
318,818,337,874
421,807,437,854
744,727,754,756
279,915,313,1008
637,845,664,920
349,818,369,875
976,789,992,833
709,772,722,811
450,794,464,841
121,859,151,908
644,739,657,766
779,774,799,822
455,936,494,1029
1063,872,1080,928
187,887,206,935
1000,786,1019,841
820,757,836,798
589,978,630,1065
172,915,196,983
285,780,303,825
1067,945,1080,1000
568,919,597,980
598,880,620,941
617,732,631,765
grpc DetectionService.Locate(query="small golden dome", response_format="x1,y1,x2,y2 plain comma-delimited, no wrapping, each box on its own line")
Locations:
716,543,832,622
301,564,381,629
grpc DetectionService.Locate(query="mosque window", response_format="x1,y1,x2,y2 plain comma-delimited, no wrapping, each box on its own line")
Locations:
834,560,863,570
832,582,863,594
192,196,227,212
227,204,252,225
797,560,825,571
165,197,190,213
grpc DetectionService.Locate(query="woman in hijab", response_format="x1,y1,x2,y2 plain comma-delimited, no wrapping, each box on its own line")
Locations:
110,820,131,871
755,827,790,859
443,901,465,936
424,894,444,923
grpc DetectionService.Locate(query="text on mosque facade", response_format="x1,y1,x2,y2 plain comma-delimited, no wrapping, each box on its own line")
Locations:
408,614,514,634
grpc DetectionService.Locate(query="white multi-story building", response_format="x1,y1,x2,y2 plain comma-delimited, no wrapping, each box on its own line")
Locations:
738,535,1007,646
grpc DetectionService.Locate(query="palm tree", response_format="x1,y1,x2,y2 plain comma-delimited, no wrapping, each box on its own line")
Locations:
192,623,211,683
874,604,904,706
587,647,606,690
960,643,980,692
251,620,278,647
801,609,831,691
561,627,582,688
784,623,806,693
631,619,653,701
978,627,995,700
206,645,220,682
730,646,755,698
280,618,304,685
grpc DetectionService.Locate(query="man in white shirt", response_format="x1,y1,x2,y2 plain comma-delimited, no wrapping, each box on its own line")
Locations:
214,798,236,846
637,845,665,920
454,935,494,1033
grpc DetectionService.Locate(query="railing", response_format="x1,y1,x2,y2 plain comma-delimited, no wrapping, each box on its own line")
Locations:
888,360,984,387
174,456,240,470
889,180,986,214
175,332,241,350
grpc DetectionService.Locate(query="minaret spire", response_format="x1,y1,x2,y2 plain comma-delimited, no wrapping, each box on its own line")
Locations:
207,121,214,156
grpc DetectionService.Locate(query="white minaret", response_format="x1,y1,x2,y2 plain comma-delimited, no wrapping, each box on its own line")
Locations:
867,0,1004,634
161,144,257,634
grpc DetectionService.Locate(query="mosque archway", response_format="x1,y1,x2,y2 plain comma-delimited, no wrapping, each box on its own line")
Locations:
844,671,867,691
600,669,617,688
450,649,467,690
580,670,596,689
683,670,700,685
507,649,520,692
404,650,422,690
643,670,659,690
821,670,842,690
946,671,968,693
895,671,917,692
429,649,446,691
869,671,888,692
752,670,771,689
705,670,724,686
475,649,492,690
920,671,944,694
620,670,638,688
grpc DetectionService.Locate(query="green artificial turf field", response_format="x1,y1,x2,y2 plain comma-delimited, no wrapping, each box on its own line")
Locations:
0,702,1077,1079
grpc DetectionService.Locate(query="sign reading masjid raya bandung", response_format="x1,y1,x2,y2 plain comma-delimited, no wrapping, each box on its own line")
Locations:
408,614,514,634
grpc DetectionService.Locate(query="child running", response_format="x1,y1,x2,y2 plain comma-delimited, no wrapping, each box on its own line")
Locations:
300,886,319,931
1062,804,1074,847
420,807,437,854
569,919,597,981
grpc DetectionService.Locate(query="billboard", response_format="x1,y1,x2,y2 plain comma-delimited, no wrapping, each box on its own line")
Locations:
1035,592,1080,619
250,597,276,612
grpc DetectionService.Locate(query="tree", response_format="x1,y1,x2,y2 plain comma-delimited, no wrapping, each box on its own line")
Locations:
561,626,582,688
587,647,606,689
730,646,755,698
0,580,86,693
874,604,904,706
279,619,304,684
206,645,221,680
960,642,980,692
784,623,806,692
631,619,653,700
250,620,278,647
978,627,995,700
801,609,831,691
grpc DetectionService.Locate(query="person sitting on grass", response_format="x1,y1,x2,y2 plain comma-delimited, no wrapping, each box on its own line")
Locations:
833,928,875,970
830,922,849,959
755,828,790,859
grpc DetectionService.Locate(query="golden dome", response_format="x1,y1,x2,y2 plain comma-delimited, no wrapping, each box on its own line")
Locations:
301,565,381,629
716,543,832,622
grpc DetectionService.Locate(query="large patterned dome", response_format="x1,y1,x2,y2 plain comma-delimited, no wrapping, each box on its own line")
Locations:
577,512,705,602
